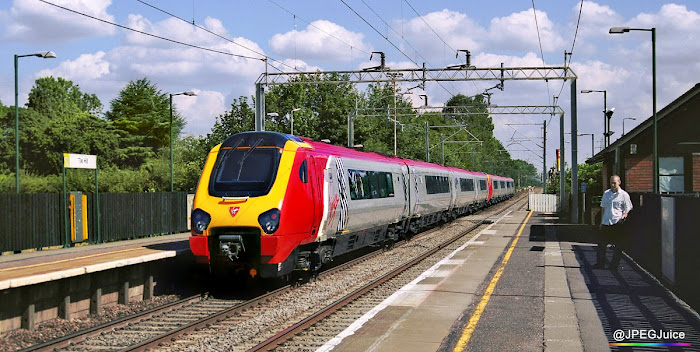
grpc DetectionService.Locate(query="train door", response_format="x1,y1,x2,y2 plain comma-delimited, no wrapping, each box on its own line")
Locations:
400,165,410,219
307,155,324,237
450,172,458,210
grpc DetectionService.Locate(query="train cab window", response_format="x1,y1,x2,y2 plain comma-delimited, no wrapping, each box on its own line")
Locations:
479,180,487,190
209,144,281,197
299,160,308,183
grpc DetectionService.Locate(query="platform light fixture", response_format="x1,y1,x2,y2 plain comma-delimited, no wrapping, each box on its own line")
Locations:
169,91,197,192
290,108,301,135
14,51,57,193
610,26,657,193
623,117,637,135
581,89,611,147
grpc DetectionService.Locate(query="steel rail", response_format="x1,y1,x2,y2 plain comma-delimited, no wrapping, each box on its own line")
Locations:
248,194,528,351
25,193,525,352
22,294,205,352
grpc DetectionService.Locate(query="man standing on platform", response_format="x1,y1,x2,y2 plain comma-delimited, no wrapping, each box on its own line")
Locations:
595,175,633,269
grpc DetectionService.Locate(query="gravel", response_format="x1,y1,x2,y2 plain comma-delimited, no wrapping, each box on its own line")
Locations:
0,294,179,352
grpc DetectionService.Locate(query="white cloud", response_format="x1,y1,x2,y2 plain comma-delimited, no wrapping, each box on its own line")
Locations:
488,9,566,53
399,9,485,62
0,0,116,42
176,90,226,136
36,51,110,81
270,20,371,62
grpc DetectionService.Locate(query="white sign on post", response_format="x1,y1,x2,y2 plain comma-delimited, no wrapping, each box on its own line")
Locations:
64,153,97,169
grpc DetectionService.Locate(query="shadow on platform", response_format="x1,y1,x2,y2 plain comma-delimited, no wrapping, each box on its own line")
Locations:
571,245,700,351
528,218,700,351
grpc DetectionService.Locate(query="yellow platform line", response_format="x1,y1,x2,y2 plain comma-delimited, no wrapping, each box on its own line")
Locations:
0,247,143,273
453,210,533,352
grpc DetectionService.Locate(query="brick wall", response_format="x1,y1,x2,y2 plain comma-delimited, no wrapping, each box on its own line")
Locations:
602,163,609,190
694,153,700,192
625,154,653,192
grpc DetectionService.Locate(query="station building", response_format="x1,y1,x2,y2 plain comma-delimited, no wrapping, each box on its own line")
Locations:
588,82,700,192
586,82,700,311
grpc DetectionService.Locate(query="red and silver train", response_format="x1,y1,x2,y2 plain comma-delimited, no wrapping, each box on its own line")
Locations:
189,131,514,278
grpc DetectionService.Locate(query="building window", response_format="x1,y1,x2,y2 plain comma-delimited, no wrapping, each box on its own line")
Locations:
659,157,684,193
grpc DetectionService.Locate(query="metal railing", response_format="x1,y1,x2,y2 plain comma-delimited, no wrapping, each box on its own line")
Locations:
0,192,189,253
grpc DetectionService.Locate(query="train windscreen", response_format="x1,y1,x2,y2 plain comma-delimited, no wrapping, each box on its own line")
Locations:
209,144,282,197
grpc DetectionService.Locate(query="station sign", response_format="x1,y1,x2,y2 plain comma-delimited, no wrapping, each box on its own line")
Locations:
63,153,97,169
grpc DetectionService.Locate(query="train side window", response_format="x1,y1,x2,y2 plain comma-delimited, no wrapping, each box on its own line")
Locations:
466,179,474,191
479,179,487,190
369,172,380,198
500,181,505,189
348,172,357,199
361,171,371,199
494,181,499,189
299,160,308,183
386,173,394,197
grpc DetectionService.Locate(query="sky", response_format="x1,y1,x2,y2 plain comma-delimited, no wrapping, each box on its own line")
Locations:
1,0,699,173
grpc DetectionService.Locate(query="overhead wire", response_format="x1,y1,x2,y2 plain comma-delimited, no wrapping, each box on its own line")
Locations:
548,0,584,129
136,0,293,73
531,0,552,107
37,0,262,61
356,0,461,97
339,0,455,97
266,0,371,57
402,0,486,96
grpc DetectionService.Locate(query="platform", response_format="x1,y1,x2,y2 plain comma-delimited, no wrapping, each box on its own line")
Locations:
0,233,191,290
318,210,700,351
0,233,192,332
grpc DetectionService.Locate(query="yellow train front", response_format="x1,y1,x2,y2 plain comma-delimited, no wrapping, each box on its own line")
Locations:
189,132,318,279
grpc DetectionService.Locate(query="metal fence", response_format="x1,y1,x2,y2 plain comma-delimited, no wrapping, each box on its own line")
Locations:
0,192,189,253
625,193,700,311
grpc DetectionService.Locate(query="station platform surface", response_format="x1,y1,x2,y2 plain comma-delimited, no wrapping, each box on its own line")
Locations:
0,233,191,290
318,209,700,352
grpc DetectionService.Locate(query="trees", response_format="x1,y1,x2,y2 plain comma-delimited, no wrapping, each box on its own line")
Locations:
106,78,184,168
27,76,102,117
18,77,118,176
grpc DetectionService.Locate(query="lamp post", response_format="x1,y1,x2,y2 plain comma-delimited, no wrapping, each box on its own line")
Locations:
580,89,612,147
266,112,279,125
610,26,657,194
266,112,279,133
578,133,594,158
14,51,56,193
169,91,196,192
290,108,301,135
623,117,637,135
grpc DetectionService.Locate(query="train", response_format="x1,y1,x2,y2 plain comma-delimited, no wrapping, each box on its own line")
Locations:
189,131,514,279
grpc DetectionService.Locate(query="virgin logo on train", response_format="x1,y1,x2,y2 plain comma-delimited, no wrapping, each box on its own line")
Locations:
229,206,240,217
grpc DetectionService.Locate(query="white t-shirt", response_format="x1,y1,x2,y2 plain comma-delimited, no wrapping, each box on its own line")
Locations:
600,188,633,225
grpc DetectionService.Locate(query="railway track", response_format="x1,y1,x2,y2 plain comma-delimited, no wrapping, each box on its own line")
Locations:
23,193,526,352
249,194,528,351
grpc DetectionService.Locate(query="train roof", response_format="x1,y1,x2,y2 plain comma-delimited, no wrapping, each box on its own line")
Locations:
301,137,406,165
228,132,512,180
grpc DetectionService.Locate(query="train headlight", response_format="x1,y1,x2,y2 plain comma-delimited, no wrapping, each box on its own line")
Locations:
258,208,281,234
191,209,211,234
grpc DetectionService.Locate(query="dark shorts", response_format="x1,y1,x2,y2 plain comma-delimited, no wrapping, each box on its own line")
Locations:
600,223,625,246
